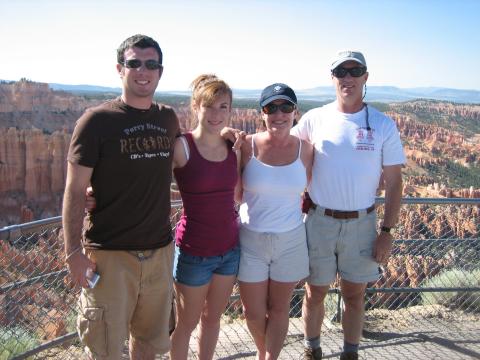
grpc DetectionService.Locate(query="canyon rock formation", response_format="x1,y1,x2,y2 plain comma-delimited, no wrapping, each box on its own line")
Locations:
0,80,90,225
0,81,479,226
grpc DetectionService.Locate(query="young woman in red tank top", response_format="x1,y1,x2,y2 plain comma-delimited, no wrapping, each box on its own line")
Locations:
169,74,241,360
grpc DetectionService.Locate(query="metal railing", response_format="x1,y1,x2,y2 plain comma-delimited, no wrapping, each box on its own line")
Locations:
0,198,479,359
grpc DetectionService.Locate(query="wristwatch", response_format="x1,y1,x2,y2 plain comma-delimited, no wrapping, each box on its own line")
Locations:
381,225,392,233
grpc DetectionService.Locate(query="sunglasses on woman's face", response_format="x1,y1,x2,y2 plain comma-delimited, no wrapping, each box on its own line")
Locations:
262,102,296,115
332,66,367,78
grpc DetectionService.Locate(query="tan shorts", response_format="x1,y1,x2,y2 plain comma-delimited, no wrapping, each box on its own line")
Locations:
238,224,309,283
77,242,174,359
305,207,380,286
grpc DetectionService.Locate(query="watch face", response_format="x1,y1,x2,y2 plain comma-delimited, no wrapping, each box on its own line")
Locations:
381,226,392,233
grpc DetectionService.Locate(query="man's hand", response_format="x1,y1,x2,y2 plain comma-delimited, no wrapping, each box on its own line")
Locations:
85,186,96,212
220,127,246,151
66,251,97,288
372,231,393,264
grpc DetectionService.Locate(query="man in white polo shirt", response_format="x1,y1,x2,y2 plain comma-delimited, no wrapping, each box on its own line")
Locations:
292,50,405,360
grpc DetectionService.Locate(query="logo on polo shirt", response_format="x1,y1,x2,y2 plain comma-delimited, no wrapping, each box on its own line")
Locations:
355,127,375,151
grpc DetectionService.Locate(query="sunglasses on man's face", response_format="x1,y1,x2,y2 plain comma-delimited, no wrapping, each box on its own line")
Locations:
332,66,367,78
123,59,162,70
262,102,296,115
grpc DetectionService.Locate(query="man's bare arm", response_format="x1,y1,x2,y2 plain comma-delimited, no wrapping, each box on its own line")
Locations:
62,162,95,287
373,164,403,264
382,164,403,228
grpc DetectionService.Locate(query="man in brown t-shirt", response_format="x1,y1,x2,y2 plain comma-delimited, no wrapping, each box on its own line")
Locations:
62,34,179,360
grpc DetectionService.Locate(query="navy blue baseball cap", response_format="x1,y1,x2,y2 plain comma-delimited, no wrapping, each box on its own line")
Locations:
259,83,297,107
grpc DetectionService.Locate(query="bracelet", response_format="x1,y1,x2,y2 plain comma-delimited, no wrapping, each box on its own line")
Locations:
65,245,82,261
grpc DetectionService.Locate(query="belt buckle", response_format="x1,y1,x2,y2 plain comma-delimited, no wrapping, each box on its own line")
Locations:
130,250,153,261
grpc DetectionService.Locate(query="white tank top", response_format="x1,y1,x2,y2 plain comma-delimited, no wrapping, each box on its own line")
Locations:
239,135,307,233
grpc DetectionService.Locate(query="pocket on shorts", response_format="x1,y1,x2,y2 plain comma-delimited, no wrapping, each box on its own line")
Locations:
77,306,108,357
357,213,377,257
305,212,324,256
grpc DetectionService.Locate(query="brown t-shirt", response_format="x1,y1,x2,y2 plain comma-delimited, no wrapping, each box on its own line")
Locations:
68,98,179,250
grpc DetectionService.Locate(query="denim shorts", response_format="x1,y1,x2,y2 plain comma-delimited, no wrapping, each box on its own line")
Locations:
173,245,240,286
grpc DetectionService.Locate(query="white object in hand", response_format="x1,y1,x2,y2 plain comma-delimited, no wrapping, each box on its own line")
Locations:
86,268,100,288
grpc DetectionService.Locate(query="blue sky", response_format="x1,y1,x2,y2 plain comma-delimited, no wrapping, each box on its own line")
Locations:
1,0,479,91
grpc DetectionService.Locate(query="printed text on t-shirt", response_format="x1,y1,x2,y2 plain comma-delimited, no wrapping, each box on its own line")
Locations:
120,123,172,160
355,127,375,151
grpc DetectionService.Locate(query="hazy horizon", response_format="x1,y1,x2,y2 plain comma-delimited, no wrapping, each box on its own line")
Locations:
3,78,480,94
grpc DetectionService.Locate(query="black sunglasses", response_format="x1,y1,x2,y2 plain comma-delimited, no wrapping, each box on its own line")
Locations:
262,102,296,115
332,66,367,78
123,59,162,70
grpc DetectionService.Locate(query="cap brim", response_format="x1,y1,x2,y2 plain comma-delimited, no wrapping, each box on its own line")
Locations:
260,95,297,107
331,58,366,70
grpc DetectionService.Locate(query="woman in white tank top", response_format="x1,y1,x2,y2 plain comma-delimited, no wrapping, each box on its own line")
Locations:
237,83,314,360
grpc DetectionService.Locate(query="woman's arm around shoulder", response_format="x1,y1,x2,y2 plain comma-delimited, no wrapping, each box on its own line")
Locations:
234,146,243,204
234,134,254,203
239,134,254,169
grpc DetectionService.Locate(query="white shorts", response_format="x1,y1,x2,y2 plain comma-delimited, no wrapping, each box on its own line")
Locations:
305,207,380,286
238,224,309,283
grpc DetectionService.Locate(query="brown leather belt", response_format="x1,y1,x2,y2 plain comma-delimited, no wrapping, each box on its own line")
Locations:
313,204,376,219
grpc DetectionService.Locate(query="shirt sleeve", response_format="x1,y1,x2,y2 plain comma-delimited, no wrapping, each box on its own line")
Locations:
67,109,100,168
291,111,312,142
382,117,406,166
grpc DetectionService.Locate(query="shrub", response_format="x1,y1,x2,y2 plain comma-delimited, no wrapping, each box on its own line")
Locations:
0,326,40,360
420,268,480,311
65,310,78,333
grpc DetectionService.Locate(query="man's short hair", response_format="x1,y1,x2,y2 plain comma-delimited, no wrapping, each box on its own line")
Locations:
117,34,163,65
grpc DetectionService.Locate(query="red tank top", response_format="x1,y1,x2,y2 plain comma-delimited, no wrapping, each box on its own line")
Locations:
173,133,239,256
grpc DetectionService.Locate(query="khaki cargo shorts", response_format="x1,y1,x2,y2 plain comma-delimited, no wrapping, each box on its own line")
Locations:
77,242,174,359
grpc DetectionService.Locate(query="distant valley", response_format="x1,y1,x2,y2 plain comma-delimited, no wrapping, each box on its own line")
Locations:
0,79,479,226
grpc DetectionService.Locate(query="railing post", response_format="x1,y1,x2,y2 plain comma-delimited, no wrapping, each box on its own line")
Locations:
332,290,342,323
